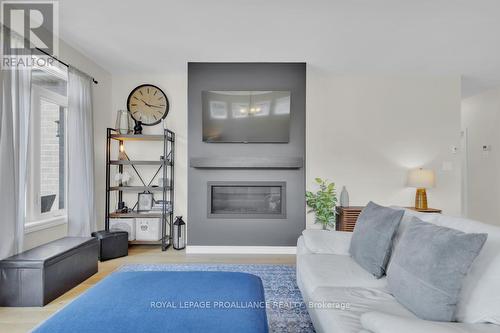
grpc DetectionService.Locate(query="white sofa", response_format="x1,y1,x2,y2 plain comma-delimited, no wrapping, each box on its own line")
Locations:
297,209,500,333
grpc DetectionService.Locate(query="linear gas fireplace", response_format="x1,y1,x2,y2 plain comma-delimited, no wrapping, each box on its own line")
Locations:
207,181,286,219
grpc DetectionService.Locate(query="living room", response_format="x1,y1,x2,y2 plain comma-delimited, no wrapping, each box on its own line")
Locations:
1,1,500,332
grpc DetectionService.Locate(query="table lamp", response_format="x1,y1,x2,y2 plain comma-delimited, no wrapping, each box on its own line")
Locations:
407,168,435,210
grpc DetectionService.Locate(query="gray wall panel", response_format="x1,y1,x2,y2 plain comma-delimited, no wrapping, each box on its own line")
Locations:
188,63,306,246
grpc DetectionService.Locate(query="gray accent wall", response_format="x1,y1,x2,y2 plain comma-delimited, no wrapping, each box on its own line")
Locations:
188,63,306,246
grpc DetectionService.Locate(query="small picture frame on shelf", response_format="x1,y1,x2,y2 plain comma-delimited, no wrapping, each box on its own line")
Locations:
137,192,154,212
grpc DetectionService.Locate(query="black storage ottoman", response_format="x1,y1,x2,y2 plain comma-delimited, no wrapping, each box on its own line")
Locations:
91,229,129,261
0,237,98,306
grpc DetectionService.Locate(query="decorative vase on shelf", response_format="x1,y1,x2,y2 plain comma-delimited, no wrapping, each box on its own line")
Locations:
133,120,143,135
340,186,349,207
115,110,133,134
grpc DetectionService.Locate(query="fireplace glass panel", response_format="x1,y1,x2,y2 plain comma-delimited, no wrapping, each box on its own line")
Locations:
210,183,285,218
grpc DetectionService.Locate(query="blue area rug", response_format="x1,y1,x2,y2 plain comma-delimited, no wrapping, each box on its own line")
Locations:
119,264,315,333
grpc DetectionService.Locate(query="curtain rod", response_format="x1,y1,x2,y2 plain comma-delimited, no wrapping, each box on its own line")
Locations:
35,47,99,84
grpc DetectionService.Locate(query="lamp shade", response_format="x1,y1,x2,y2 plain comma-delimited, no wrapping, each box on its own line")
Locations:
407,168,435,189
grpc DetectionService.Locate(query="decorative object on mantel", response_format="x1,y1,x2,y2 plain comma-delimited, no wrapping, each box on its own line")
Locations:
127,84,169,126
407,168,436,210
340,186,349,207
306,178,337,230
115,110,133,134
173,216,186,250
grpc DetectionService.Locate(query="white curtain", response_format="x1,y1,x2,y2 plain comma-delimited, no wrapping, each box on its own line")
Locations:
0,33,32,259
67,67,96,236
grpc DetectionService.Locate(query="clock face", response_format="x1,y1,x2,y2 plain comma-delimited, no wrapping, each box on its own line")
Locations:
127,84,169,126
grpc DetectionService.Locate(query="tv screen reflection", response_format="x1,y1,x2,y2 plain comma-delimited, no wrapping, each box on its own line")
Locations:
202,91,291,143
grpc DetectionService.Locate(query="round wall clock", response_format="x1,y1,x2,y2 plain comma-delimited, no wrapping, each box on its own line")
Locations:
127,84,169,126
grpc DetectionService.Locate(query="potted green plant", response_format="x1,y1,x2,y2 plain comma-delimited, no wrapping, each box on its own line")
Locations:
306,178,338,230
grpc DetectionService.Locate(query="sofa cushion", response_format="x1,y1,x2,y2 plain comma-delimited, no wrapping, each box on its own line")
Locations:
297,253,387,300
349,202,404,278
393,210,500,324
360,311,500,333
387,218,487,322
296,236,312,255
431,214,500,325
301,230,352,255
389,208,440,263
308,287,415,333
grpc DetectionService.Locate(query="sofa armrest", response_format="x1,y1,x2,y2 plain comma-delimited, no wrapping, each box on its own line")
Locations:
361,311,499,333
301,229,353,255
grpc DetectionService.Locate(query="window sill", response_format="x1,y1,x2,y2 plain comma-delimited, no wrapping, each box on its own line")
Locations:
25,216,67,234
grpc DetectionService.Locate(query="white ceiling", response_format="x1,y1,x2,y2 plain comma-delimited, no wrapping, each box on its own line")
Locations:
58,0,500,97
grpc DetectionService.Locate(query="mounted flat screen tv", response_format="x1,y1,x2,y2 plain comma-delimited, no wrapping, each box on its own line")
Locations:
202,91,291,143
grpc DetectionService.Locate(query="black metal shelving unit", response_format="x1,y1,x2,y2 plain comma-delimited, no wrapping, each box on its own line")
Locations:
105,128,175,251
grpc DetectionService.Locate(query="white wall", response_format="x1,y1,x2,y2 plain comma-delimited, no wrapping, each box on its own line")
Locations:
111,74,188,219
306,72,462,227
108,69,462,230
24,39,112,250
461,88,500,226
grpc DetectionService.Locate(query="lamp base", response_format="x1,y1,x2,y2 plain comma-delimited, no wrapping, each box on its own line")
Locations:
415,188,428,210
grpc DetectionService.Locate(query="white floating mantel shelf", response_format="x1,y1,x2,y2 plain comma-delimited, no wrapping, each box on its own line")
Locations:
189,157,303,169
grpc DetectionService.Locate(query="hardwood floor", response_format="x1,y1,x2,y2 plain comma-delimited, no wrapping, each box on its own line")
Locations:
0,245,296,333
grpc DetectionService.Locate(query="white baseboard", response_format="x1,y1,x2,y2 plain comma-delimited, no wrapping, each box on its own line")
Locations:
186,246,297,254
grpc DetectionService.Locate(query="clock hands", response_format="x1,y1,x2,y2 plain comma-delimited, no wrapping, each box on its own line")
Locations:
140,98,163,109
140,98,152,107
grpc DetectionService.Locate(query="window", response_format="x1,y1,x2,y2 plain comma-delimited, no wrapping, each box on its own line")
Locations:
26,66,68,228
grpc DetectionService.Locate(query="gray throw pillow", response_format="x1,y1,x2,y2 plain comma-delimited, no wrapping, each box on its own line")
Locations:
349,201,404,278
387,217,487,322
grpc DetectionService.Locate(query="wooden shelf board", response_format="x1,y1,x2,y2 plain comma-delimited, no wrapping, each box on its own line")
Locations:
109,186,171,192
110,160,170,166
129,240,162,245
111,134,173,141
110,212,169,218
129,236,170,246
